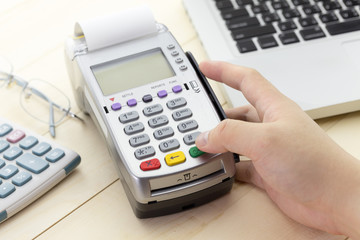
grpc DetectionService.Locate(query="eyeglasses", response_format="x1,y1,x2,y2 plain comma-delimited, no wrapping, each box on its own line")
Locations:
0,56,83,137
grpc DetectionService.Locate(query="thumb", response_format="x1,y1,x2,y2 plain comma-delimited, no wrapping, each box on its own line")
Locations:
195,119,263,157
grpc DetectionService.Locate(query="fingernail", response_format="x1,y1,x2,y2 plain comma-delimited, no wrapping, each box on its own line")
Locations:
196,131,209,147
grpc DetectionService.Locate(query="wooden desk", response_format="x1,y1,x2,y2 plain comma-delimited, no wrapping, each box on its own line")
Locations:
0,1,358,239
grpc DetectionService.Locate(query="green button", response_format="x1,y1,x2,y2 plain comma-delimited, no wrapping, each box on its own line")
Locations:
189,146,205,158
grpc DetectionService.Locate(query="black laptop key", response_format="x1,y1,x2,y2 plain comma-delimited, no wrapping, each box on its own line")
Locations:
252,4,270,14
279,31,300,44
272,0,290,9
258,36,279,49
292,0,310,5
343,0,360,7
339,8,359,19
221,8,249,20
302,4,321,15
216,0,234,10
236,39,257,53
278,20,297,31
262,12,280,23
323,0,342,10
282,8,301,19
300,26,326,40
226,16,260,30
326,19,360,35
236,0,255,6
299,16,318,27
231,25,276,40
320,12,339,23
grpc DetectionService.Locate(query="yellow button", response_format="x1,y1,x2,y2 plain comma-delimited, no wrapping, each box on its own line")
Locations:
165,151,186,166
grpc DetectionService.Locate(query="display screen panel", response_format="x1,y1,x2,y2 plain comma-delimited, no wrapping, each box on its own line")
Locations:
91,49,175,95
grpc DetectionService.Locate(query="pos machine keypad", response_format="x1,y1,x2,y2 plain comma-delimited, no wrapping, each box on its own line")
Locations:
116,85,205,171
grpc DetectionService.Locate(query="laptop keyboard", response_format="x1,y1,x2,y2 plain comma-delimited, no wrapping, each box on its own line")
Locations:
214,0,360,53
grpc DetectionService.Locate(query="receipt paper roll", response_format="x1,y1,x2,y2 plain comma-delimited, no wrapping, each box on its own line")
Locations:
74,6,158,51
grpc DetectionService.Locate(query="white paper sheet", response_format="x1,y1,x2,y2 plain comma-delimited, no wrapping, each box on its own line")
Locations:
74,6,157,51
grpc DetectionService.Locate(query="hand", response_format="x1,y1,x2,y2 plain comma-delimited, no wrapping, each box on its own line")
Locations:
196,61,360,238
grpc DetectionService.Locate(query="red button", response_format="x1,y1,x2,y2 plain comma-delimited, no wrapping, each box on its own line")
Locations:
6,129,26,143
140,158,161,171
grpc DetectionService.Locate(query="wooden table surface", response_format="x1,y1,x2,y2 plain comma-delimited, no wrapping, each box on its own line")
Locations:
0,0,358,239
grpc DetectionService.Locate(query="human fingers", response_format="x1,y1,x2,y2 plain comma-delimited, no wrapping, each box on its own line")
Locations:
195,118,264,157
225,105,261,122
199,61,293,120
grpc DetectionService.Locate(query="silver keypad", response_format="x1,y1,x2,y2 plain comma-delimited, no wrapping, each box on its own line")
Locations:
172,108,192,121
166,97,187,110
143,104,163,116
159,139,180,152
129,134,150,147
124,122,145,135
134,146,156,160
148,115,169,128
153,127,174,140
183,131,201,145
119,111,139,123
177,120,198,133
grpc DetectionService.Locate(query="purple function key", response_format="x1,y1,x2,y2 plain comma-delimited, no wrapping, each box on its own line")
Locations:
111,102,121,111
127,98,137,107
172,85,182,93
157,90,168,98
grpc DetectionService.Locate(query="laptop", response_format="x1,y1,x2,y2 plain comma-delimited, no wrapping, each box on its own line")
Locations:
183,0,360,119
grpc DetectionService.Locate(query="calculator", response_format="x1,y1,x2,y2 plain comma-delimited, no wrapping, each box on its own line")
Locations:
0,116,81,223
65,6,237,218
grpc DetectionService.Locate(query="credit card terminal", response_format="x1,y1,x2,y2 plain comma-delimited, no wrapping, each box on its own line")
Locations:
65,6,237,218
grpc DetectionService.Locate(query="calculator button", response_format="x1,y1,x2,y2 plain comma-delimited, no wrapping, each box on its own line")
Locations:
172,108,193,121
129,134,150,147
179,65,188,71
134,146,156,160
16,153,49,174
127,98,137,107
148,115,169,128
172,85,182,93
6,129,26,143
0,165,19,179
171,51,179,56
12,171,32,186
189,146,205,158
165,151,186,166
124,122,145,135
143,104,163,116
32,142,52,156
183,131,201,145
177,120,198,133
157,90,168,98
111,102,122,111
0,182,16,198
0,159,5,168
0,123,12,137
167,44,175,49
166,97,187,109
140,158,161,171
0,140,10,153
119,111,139,123
3,147,23,160
153,127,174,140
159,139,180,152
175,58,183,64
142,94,153,103
19,136,39,150
45,148,65,163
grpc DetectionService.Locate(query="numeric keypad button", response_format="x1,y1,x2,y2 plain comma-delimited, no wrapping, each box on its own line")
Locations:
177,120,199,133
129,134,150,147
153,127,174,140
119,111,139,123
183,131,201,145
124,122,145,135
172,108,193,121
148,115,169,128
166,97,187,109
134,146,156,160
159,139,180,152
143,104,163,117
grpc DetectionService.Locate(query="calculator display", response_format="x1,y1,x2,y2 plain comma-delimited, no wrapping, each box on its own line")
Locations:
91,49,175,96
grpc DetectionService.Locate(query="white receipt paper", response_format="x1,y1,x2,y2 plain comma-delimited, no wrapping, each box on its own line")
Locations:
74,6,158,52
